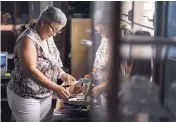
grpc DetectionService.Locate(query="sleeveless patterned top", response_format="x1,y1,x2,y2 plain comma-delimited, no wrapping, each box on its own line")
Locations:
7,23,63,99
93,37,109,83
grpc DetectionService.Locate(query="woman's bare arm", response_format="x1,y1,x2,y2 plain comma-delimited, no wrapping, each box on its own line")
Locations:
17,37,67,95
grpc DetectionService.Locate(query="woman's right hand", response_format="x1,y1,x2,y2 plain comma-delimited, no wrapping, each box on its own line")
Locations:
55,85,71,100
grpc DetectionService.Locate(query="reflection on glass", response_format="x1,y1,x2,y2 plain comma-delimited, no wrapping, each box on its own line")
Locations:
90,1,176,122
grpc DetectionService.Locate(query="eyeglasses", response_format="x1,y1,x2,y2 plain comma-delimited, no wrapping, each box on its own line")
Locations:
95,28,108,37
47,22,62,34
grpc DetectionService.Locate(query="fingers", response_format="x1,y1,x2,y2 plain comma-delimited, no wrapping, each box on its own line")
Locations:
68,74,76,81
92,88,97,98
60,91,70,100
57,86,71,100
65,74,76,83
67,75,71,83
62,92,69,100
59,94,67,100
64,73,70,83
64,89,71,97
92,92,96,98
92,86,101,98
71,76,76,81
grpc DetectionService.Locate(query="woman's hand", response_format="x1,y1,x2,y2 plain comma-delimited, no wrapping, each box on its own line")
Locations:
92,85,103,98
92,82,107,98
55,85,71,100
61,73,76,83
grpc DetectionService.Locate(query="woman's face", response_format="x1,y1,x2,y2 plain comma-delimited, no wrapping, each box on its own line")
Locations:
39,21,64,40
94,25,107,37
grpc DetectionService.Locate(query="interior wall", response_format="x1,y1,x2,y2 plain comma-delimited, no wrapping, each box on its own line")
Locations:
121,1,155,35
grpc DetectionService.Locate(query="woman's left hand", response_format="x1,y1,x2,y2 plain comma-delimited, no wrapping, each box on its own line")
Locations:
92,85,103,98
61,73,76,83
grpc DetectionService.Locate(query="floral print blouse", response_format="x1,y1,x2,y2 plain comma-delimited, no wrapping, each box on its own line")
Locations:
8,23,63,99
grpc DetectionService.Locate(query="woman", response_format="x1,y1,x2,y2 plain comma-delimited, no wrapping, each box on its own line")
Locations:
7,6,76,122
85,7,111,111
